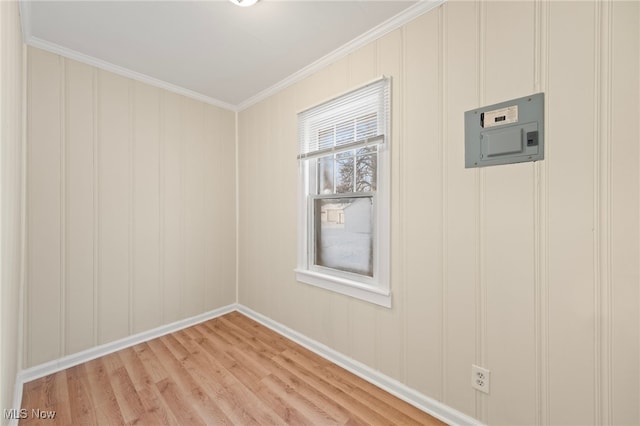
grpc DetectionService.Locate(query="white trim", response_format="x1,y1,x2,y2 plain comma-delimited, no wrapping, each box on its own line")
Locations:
237,0,445,111
22,36,237,112
297,79,391,308
235,110,240,303
237,305,482,426
16,304,236,384
9,375,22,426
295,269,392,308
10,303,480,426
17,0,31,41
18,0,444,112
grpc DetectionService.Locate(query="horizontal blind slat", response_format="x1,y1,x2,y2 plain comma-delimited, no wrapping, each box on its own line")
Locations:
297,135,384,160
298,77,389,158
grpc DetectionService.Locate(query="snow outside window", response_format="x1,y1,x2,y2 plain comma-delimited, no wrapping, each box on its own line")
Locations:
296,77,391,308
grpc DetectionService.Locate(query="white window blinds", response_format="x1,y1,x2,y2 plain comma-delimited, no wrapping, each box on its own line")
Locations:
297,77,390,160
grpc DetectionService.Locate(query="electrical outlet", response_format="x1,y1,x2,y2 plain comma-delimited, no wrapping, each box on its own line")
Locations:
472,365,490,394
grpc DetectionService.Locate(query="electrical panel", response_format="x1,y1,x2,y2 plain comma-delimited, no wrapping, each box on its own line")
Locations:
465,93,544,168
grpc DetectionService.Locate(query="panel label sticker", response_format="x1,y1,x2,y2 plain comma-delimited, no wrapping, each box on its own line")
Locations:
481,105,518,128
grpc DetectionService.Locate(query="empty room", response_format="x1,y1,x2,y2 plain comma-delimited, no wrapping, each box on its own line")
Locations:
1,0,639,425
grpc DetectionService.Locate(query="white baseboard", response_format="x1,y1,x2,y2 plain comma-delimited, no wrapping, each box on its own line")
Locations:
12,303,480,426
9,304,238,425
15,304,237,387
9,374,23,426
237,304,482,426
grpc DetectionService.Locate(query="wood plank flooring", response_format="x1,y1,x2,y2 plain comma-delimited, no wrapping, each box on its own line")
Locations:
20,312,446,425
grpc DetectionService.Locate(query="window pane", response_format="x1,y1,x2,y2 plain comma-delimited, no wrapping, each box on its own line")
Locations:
314,197,373,277
356,145,376,156
356,153,377,192
318,156,334,194
335,152,354,193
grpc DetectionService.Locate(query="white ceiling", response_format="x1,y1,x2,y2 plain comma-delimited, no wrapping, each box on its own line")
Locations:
21,0,439,110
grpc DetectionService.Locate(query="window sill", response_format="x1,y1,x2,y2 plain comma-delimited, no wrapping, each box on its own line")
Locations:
294,269,392,308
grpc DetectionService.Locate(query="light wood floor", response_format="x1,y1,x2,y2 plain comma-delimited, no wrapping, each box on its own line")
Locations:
20,311,445,425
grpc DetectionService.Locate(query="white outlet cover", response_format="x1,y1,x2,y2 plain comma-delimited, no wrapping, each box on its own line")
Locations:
472,364,491,394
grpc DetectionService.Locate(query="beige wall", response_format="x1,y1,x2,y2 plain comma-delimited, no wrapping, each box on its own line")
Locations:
25,47,237,367
0,0,24,418
238,1,640,424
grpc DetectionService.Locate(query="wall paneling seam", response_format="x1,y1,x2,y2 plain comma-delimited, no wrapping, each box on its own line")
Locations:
399,24,408,385
59,56,67,358
179,96,185,318
474,0,488,422
542,1,551,424
25,49,31,367
593,1,615,423
95,70,102,345
439,3,448,404
533,1,541,423
235,109,239,304
532,0,550,424
128,80,135,335
374,39,380,372
159,91,165,323
92,67,99,347
602,1,613,423
593,1,603,423
19,39,28,384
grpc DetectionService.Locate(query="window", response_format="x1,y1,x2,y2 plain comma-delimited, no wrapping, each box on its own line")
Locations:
296,77,391,307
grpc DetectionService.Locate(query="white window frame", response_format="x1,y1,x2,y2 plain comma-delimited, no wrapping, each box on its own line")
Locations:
295,77,391,308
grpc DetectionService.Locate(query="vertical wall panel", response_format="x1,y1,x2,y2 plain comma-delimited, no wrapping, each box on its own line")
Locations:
237,106,250,308
161,91,184,324
22,2,640,424
238,103,259,313
97,71,131,344
237,2,639,425
132,82,161,333
267,87,298,329
27,49,62,366
444,1,478,416
202,105,219,311
375,28,404,381
183,99,207,317
546,3,596,425
211,107,237,307
204,106,236,310
483,2,536,424
0,0,24,413
26,47,236,366
277,89,300,324
404,11,443,398
241,100,263,313
253,99,272,317
65,60,95,354
610,2,640,424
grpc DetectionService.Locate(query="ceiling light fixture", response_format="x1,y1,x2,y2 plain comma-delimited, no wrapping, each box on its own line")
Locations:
229,0,259,7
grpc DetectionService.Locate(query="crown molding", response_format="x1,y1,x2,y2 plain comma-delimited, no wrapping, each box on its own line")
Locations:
236,0,445,111
18,0,31,40
17,0,445,113
22,35,238,112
